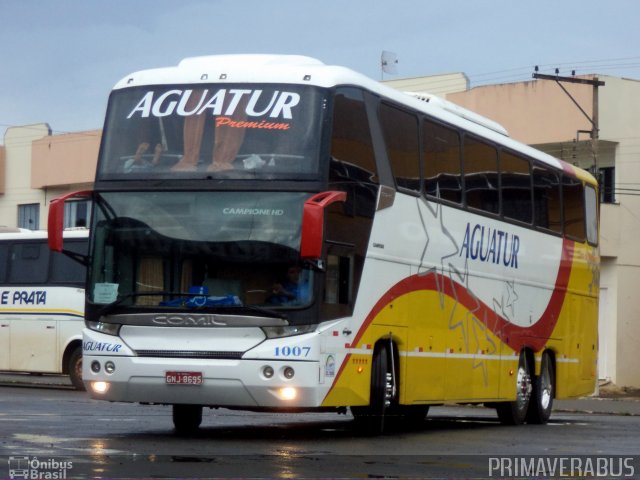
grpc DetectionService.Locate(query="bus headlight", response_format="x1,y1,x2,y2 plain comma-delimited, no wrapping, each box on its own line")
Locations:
278,387,297,400
104,361,116,374
261,324,316,338
90,381,110,394
86,321,121,336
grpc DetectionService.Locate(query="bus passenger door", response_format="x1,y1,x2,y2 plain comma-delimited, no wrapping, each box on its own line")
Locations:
403,274,446,403
10,315,57,373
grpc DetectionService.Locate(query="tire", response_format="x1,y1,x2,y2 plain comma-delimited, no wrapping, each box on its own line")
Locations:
68,347,85,391
496,351,532,425
526,352,554,424
172,404,203,434
352,343,394,435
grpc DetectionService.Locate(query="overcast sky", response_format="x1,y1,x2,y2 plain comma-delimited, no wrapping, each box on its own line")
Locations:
2,0,640,142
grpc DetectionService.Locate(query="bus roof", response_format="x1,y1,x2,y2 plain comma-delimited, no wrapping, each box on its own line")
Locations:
112,54,596,185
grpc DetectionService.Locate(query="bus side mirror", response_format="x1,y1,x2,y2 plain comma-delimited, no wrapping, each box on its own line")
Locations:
300,191,347,260
48,190,93,252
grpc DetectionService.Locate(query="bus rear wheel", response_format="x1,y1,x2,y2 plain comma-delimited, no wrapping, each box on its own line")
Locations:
496,351,532,425
526,352,554,424
172,404,203,434
68,347,85,391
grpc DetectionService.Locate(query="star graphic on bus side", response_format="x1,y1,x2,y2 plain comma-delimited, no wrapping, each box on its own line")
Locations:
446,258,497,386
416,195,460,309
492,279,519,322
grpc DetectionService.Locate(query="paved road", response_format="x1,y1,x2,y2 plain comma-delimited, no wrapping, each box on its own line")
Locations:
1,377,639,479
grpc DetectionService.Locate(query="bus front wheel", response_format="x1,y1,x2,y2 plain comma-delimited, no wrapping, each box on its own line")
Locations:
496,351,532,425
352,343,394,434
172,404,203,434
68,347,85,391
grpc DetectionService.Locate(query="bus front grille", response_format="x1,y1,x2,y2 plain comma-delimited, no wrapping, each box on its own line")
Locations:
135,350,244,359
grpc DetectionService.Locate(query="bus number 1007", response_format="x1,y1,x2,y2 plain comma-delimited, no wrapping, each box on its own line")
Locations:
274,346,310,357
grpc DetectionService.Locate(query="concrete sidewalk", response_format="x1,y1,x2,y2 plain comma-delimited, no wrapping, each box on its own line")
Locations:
0,372,73,389
554,396,640,416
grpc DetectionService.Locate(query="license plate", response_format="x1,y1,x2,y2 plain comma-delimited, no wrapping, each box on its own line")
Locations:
165,371,203,385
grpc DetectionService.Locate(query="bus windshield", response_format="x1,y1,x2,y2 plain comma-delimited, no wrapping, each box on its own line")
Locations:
89,191,314,313
98,84,326,181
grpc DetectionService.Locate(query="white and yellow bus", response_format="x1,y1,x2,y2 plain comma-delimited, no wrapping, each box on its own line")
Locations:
0,228,87,389
49,54,599,433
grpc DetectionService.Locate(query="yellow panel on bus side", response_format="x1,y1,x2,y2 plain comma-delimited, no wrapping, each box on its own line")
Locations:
554,294,598,399
321,320,408,408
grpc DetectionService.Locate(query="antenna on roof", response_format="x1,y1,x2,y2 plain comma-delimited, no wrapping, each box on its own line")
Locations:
381,51,398,80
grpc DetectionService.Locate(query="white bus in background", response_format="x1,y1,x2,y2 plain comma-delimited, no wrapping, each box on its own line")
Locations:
0,228,87,389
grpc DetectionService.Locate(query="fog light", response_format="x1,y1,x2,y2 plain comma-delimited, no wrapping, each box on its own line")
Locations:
91,381,110,394
91,361,101,373
104,361,116,374
279,387,297,400
283,367,295,379
263,366,274,378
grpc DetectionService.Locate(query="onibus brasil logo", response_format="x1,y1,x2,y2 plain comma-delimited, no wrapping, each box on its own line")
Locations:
7,456,73,480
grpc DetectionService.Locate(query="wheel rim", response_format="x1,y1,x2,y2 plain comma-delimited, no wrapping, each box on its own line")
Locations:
516,358,532,410
539,360,553,410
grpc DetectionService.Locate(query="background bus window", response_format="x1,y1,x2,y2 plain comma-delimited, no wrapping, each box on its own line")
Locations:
50,240,89,285
9,243,48,284
563,176,586,241
0,244,8,283
379,102,420,193
463,136,499,214
501,151,532,224
533,165,562,234
423,120,462,203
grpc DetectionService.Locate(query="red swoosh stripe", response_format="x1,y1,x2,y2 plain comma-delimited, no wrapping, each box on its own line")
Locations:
349,238,574,353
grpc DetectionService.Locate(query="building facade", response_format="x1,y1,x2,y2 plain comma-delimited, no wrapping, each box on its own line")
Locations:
0,125,98,230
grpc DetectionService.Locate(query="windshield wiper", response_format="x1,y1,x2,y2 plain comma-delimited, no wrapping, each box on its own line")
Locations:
95,291,184,317
95,291,286,319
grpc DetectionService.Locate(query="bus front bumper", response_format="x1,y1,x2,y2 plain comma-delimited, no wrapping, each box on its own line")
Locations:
82,354,325,408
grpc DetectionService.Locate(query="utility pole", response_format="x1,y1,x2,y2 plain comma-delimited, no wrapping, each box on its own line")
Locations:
532,69,605,178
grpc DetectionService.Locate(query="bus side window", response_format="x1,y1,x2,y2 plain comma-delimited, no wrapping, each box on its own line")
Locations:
325,88,376,319
464,135,499,214
9,243,49,284
323,252,354,319
0,244,8,283
563,176,586,241
501,151,532,224
423,120,462,204
533,165,562,234
379,102,420,193
330,87,378,219
50,240,88,285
